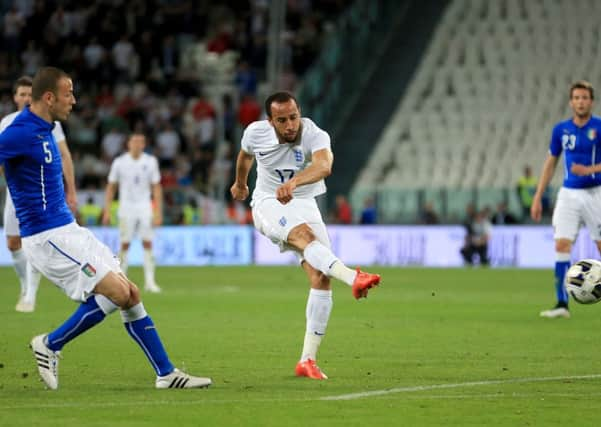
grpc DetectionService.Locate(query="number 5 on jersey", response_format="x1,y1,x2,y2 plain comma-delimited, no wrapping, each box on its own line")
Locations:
43,141,52,163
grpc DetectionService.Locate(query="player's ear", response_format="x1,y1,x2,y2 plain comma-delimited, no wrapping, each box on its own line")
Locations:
43,90,55,106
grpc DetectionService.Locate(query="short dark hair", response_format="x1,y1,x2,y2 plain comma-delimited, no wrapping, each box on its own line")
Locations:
127,131,146,141
570,80,594,100
13,76,32,94
32,67,70,101
264,91,299,118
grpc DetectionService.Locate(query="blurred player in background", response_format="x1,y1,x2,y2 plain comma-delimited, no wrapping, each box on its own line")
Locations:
0,75,77,312
0,66,210,390
102,133,162,293
230,91,381,380
532,80,601,319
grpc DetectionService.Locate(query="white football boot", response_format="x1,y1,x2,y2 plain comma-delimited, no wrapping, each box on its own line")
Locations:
15,296,35,313
155,368,212,389
144,281,162,293
539,306,570,319
30,334,61,390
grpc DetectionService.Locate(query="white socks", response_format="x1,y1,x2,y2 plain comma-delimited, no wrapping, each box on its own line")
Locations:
303,241,357,285
11,249,28,296
143,248,155,285
300,289,333,362
23,263,41,305
95,294,119,315
119,249,129,274
120,302,148,323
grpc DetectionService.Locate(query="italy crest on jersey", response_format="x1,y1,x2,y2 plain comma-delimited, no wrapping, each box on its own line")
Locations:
588,128,597,140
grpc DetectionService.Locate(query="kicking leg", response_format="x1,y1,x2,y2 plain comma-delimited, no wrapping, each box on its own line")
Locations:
287,223,381,299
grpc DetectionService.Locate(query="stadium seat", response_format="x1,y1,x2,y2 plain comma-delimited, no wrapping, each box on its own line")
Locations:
352,0,595,221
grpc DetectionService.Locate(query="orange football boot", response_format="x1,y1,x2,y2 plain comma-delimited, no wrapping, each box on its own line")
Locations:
295,359,328,380
352,268,381,299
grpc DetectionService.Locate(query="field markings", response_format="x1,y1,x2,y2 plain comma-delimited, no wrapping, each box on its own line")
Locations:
320,373,601,401
2,374,601,410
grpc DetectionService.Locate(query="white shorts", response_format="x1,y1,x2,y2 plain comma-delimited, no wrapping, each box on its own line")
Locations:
252,197,331,260
119,214,154,243
22,222,122,302
3,190,20,237
552,186,601,241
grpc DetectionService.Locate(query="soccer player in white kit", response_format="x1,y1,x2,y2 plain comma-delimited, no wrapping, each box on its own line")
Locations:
230,92,381,380
1,76,77,312
532,80,601,319
102,133,162,293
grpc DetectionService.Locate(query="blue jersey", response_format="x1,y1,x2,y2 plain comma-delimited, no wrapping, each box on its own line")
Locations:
549,115,601,189
0,107,73,236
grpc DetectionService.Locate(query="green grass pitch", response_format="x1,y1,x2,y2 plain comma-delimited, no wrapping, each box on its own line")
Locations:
1,266,600,426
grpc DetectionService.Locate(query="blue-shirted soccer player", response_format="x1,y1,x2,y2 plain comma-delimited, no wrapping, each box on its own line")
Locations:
0,66,211,390
532,80,601,319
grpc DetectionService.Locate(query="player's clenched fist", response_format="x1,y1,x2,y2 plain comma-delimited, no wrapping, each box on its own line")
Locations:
230,183,249,201
276,179,297,204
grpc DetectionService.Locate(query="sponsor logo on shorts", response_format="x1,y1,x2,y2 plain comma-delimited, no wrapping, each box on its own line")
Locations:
81,263,97,277
279,216,287,226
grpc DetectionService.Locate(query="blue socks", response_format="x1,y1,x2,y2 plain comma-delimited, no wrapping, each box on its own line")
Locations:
45,295,174,377
555,259,570,306
121,303,174,377
47,295,118,352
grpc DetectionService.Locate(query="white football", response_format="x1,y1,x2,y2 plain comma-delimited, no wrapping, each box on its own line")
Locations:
565,259,601,304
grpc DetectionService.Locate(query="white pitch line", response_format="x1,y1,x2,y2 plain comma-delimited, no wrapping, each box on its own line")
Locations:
2,374,601,410
320,373,601,401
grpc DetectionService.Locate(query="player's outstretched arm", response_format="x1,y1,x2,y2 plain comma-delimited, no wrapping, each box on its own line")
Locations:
531,154,558,222
58,139,77,212
230,150,254,201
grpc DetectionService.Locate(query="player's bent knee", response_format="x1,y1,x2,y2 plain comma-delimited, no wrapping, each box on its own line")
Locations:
288,224,316,248
94,272,131,308
127,283,141,307
555,239,572,253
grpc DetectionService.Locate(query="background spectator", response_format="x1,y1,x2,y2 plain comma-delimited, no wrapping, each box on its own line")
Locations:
491,202,519,225
360,197,377,225
333,194,352,224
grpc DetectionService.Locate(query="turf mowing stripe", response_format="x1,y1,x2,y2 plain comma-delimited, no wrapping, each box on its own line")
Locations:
320,373,601,401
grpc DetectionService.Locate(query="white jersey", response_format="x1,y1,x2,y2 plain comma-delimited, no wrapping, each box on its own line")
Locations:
0,110,66,141
107,152,160,216
241,118,331,203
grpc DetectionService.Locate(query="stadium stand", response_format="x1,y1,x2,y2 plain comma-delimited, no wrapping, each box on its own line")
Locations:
352,0,601,223
0,0,352,224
